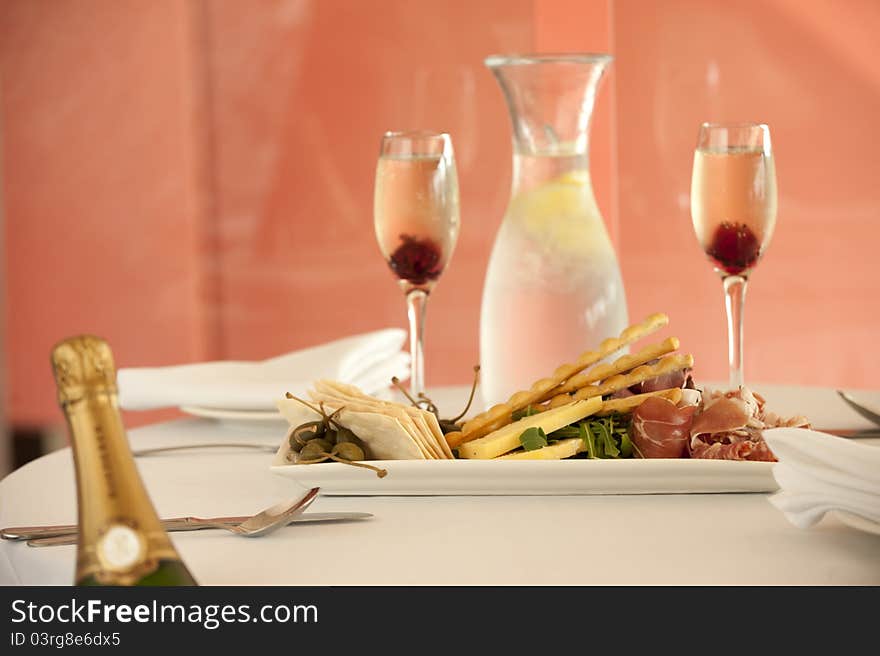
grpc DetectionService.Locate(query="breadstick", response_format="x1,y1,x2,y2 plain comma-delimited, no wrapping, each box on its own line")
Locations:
547,354,694,408
446,313,669,449
528,385,685,417
595,388,683,415
444,430,463,448
540,336,680,403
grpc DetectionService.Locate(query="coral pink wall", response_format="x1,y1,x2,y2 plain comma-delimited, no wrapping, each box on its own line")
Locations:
0,1,209,428
2,0,878,429
203,0,534,386
614,0,880,388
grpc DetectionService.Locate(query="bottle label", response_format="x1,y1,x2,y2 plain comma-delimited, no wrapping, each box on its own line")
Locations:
78,522,177,585
96,524,147,572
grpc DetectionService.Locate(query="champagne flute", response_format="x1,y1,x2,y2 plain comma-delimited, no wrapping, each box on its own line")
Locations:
373,131,460,397
690,122,777,389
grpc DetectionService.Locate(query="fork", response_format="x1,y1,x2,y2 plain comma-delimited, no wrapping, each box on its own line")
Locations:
836,390,880,427
178,488,320,537
131,443,279,457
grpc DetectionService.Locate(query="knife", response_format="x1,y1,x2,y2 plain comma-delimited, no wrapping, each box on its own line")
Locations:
1,512,373,543
818,429,880,439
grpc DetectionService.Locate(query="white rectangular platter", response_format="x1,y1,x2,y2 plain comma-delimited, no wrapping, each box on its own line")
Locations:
270,457,777,496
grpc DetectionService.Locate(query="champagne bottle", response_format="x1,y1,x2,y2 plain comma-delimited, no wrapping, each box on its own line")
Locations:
51,335,198,586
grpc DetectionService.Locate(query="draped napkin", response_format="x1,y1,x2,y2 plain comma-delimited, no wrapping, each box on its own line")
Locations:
763,428,880,529
117,329,410,411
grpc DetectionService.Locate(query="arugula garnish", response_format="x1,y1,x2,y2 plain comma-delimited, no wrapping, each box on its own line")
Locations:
578,414,631,459
511,405,540,421
619,425,634,458
579,422,598,459
519,426,549,451
515,413,633,458
548,425,580,439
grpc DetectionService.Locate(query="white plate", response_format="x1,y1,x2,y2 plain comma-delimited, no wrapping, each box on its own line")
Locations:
833,510,880,536
179,386,401,423
180,405,285,423
270,457,777,496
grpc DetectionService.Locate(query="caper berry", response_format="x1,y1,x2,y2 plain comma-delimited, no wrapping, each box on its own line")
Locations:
310,437,333,453
288,430,303,452
284,394,387,477
291,420,322,447
334,427,370,456
332,442,366,462
299,441,330,462
334,427,361,445
296,429,316,443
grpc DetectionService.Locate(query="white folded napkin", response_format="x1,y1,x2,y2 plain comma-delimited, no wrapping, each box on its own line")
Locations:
763,428,880,529
117,329,410,411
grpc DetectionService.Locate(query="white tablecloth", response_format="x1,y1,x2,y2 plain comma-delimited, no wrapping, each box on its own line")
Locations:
2,385,879,585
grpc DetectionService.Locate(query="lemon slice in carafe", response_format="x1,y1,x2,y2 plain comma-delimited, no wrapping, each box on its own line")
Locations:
508,169,609,259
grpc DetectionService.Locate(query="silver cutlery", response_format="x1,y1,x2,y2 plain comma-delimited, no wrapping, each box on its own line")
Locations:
5,512,374,547
174,488,320,538
836,390,880,428
822,428,880,439
132,442,279,457
21,489,318,546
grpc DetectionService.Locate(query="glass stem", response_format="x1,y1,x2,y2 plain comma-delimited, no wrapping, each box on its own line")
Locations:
722,275,748,389
405,288,428,397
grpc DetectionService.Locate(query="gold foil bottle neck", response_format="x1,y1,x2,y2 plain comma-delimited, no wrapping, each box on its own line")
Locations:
51,335,118,407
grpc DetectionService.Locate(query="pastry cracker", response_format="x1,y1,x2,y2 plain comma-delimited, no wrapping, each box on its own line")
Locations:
410,413,444,459
422,411,455,459
311,380,453,460
310,381,435,459
276,398,424,460
329,380,450,459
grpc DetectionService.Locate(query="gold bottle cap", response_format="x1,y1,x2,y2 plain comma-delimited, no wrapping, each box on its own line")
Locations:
51,335,118,407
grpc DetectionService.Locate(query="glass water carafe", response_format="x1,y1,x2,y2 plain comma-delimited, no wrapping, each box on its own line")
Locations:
479,54,629,408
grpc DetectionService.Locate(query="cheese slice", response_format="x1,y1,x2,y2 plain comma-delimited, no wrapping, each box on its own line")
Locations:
456,397,602,460
497,438,583,460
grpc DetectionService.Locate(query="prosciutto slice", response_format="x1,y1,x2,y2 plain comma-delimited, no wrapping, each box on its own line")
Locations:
622,367,692,396
639,369,690,393
689,434,776,461
688,387,810,462
690,396,751,438
631,396,697,458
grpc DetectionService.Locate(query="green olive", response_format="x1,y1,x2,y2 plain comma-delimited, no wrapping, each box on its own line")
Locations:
332,442,366,462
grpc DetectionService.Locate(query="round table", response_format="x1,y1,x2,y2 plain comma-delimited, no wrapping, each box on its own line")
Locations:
2,385,879,585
